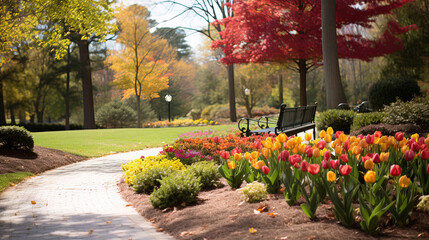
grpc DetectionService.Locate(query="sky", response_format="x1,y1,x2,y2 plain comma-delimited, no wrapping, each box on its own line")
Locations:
117,0,207,53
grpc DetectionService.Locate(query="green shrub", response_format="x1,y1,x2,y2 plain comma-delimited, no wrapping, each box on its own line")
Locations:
186,161,221,190
239,181,268,203
383,94,429,129
368,76,420,110
132,166,175,193
351,112,386,130
96,99,137,128
0,126,34,151
5,123,83,132
316,110,356,134
149,171,202,209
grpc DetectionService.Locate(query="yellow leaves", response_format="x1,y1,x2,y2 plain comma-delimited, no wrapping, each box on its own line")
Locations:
31,201,36,205
249,227,257,234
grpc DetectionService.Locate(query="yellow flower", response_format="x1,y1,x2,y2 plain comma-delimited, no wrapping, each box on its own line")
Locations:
411,134,419,142
364,159,374,170
339,133,348,143
305,133,312,141
351,145,362,156
327,171,336,182
380,143,388,152
251,151,259,160
272,142,282,151
286,138,295,149
262,138,273,149
380,152,389,162
298,144,306,154
312,148,320,158
277,133,287,143
234,153,242,161
244,152,251,160
399,175,410,188
401,145,409,153
364,170,376,183
262,148,271,159
228,161,236,170
319,130,326,139
327,127,334,135
324,133,332,143
253,160,265,170
335,145,342,155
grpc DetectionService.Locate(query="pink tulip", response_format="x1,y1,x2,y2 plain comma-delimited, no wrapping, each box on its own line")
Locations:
390,165,402,176
340,154,349,163
339,165,352,176
277,150,289,162
321,159,329,169
301,160,310,172
330,159,340,169
262,165,269,175
324,151,331,161
404,150,415,161
372,153,380,164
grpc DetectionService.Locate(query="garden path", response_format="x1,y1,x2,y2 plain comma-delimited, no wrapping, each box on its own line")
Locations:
0,148,174,240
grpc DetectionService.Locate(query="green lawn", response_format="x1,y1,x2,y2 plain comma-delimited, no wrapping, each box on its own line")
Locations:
33,125,236,157
0,172,34,192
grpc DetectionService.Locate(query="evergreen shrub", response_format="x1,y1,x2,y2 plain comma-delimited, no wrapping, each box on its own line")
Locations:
0,126,34,151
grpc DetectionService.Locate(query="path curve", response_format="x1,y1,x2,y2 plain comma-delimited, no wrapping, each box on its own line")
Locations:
0,148,175,240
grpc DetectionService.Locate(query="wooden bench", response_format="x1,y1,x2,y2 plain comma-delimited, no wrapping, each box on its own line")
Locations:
238,103,317,137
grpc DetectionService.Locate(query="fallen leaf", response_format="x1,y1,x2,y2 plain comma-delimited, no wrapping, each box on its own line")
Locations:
200,225,209,228
257,203,268,212
180,231,194,237
125,204,132,207
418,233,427,238
268,212,279,218
14,213,17,216
9,183,15,186
308,235,316,239
106,221,112,224
89,229,94,235
31,201,36,205
156,228,164,232
253,209,261,214
279,187,286,193
249,228,257,234
280,237,288,240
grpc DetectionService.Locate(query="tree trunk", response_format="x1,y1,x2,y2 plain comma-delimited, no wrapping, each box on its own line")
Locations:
278,72,283,106
136,95,141,128
351,59,358,104
0,78,6,125
65,45,71,130
298,59,308,106
77,39,96,129
18,110,25,124
227,64,237,122
322,0,347,109
9,106,15,125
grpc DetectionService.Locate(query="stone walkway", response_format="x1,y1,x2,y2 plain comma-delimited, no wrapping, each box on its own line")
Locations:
0,148,175,240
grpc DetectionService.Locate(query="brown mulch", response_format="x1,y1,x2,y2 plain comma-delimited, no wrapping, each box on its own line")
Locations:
119,179,429,240
0,146,86,174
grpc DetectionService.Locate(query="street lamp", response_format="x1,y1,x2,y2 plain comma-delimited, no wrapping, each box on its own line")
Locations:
165,94,172,122
244,88,250,96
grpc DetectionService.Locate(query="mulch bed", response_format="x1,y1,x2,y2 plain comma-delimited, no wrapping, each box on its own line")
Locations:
119,179,429,240
0,146,86,174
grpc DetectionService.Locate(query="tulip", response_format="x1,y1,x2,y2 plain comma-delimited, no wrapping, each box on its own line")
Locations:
364,170,376,183
251,151,259,160
312,148,321,158
372,153,380,164
404,150,415,161
343,140,350,152
327,171,336,182
364,159,374,170
244,152,251,160
319,130,326,138
411,142,420,152
273,142,282,151
390,165,402,176
298,144,306,154
335,145,342,155
278,150,289,162
213,136,220,143
220,151,230,160
253,160,265,170
308,164,320,175
321,159,329,169
374,131,382,138
380,152,390,162
324,134,332,143
262,165,270,175
324,150,331,161
361,156,371,163
254,141,262,149
425,137,429,147
395,132,404,141
419,137,426,145
305,133,312,141
262,139,272,149
327,127,334,135
398,175,410,188
351,145,362,156
317,140,326,150
231,147,242,155
262,148,271,159
289,154,302,166
277,133,287,143
421,149,429,160
339,165,352,176
365,134,374,145
228,161,236,170
411,133,419,142
339,133,348,143
336,155,347,164
427,164,429,174
330,159,340,169
300,160,310,172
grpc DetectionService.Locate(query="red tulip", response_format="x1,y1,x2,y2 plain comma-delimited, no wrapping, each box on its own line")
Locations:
411,142,420,152
420,149,429,160
231,147,242,155
374,131,382,138
390,164,402,176
293,162,300,169
330,159,340,169
308,164,320,175
339,165,352,176
365,134,374,144
324,150,331,161
404,150,415,161
419,137,426,146
372,153,380,164
262,165,269,175
213,136,220,143
254,141,262,149
343,140,350,152
395,132,404,141
361,156,371,163
289,154,302,166
305,147,313,158
317,140,326,150
301,160,310,172
340,154,349,163
321,159,329,169
278,150,289,162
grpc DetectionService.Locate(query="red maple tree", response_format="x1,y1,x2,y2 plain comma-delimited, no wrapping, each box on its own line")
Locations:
212,0,416,106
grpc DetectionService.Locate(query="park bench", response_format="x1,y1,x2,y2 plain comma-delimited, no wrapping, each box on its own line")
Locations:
238,103,318,137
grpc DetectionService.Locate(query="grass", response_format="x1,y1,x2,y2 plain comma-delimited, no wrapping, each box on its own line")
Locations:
0,172,34,192
32,125,236,157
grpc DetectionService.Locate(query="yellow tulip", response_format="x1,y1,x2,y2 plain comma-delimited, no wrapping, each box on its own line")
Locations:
351,146,362,156
273,141,282,151
327,127,334,135
327,171,336,182
228,161,236,170
305,133,312,141
234,153,242,161
251,151,259,160
286,139,295,149
298,144,306,154
262,148,271,159
253,160,265,170
364,170,376,183
339,133,348,143
319,130,326,139
401,145,409,154
398,175,410,188
277,133,287,143
335,145,342,155
244,152,251,160
262,138,273,149
380,143,388,152
324,133,332,143
313,148,321,158
380,152,390,162
411,134,419,142
364,159,374,170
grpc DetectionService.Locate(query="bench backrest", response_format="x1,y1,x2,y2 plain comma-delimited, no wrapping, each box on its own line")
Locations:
276,103,317,131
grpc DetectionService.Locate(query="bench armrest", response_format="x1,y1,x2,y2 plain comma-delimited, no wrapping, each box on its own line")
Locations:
238,118,260,136
257,116,278,129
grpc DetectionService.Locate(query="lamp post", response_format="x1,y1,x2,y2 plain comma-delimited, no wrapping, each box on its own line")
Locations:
165,94,172,122
244,88,252,117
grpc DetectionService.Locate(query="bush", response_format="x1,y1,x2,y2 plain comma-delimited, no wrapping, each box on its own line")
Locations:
121,155,185,186
368,76,420,110
350,123,426,138
383,94,429,130
149,171,202,209
239,181,268,203
96,99,137,128
132,166,175,193
316,110,356,134
0,126,34,151
351,112,386,130
5,123,83,132
186,161,221,190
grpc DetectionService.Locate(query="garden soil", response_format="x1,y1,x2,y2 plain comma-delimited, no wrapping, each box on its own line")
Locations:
119,179,429,240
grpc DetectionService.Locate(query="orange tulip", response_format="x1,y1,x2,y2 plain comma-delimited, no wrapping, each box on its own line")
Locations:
312,148,321,158
324,134,332,143
339,133,348,143
327,171,336,182
273,142,282,151
305,133,312,141
380,152,389,162
335,145,342,155
244,152,251,160
364,159,374,170
234,153,242,161
319,130,326,139
262,148,271,159
277,133,287,143
364,170,376,183
228,161,236,170
398,175,410,188
251,151,259,160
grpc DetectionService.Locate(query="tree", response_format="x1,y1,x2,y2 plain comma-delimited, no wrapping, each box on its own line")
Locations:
165,0,238,122
154,27,192,61
212,0,415,107
107,5,174,128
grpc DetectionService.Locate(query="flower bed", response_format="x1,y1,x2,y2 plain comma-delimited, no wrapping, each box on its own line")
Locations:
142,118,218,128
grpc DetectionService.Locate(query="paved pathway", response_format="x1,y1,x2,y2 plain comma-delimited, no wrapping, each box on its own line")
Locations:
0,148,175,240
